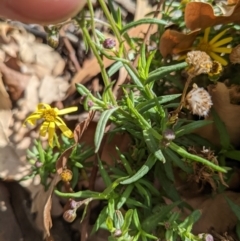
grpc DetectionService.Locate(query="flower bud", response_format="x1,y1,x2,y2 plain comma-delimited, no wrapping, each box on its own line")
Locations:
113,229,122,237
69,199,78,209
35,161,43,168
163,129,175,141
198,233,214,241
103,38,116,49
63,209,77,223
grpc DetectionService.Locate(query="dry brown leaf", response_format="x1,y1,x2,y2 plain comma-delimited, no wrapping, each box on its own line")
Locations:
194,83,240,146
56,146,75,175
159,29,200,58
74,111,95,143
185,1,240,30
31,175,61,238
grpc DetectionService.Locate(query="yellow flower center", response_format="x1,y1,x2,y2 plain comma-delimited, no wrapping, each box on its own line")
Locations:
197,42,212,54
42,109,57,122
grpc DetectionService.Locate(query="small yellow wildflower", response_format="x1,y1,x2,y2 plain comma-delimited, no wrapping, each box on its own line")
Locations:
196,27,232,66
24,103,77,147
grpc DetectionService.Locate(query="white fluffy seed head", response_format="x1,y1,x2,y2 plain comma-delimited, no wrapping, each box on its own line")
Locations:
185,84,213,117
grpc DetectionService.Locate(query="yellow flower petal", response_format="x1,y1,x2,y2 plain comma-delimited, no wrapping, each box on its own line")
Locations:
203,27,210,42
39,121,50,137
57,106,78,115
209,29,229,45
209,52,228,66
55,118,73,138
24,113,43,125
211,37,233,48
47,122,55,147
211,47,232,54
37,103,51,110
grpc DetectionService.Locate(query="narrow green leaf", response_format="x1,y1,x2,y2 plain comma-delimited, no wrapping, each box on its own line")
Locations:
121,18,167,34
91,207,108,234
116,184,134,209
226,197,240,220
136,94,181,114
102,176,127,196
98,157,112,186
169,142,227,173
142,202,181,232
135,183,151,207
123,64,144,87
120,153,157,184
143,129,166,162
147,62,188,83
224,150,240,161
55,189,103,199
108,61,123,77
106,216,114,232
212,109,231,149
126,198,149,209
133,209,141,230
94,107,118,152
163,149,192,173
122,209,134,234
108,198,115,219
175,120,212,137
114,210,124,229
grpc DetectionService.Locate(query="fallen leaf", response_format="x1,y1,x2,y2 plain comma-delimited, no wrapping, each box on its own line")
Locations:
31,175,61,238
74,111,95,143
159,29,200,58
185,1,240,30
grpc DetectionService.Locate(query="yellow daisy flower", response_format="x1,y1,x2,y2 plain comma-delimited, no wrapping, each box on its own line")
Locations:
24,103,77,147
196,27,232,66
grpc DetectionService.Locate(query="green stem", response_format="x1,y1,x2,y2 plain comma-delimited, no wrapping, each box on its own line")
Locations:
54,133,60,149
86,0,99,44
80,25,117,105
97,0,140,77
169,142,227,173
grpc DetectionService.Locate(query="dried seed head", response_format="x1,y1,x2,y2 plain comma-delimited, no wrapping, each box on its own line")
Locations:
60,169,73,182
103,38,116,49
230,44,240,64
186,51,213,76
185,83,213,117
63,209,77,223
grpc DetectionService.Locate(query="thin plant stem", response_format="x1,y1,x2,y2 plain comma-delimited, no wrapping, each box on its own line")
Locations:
171,75,193,118
86,0,99,44
80,24,117,105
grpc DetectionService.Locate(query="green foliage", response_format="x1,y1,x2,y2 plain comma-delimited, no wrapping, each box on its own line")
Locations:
25,0,240,239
